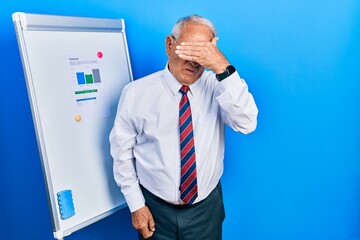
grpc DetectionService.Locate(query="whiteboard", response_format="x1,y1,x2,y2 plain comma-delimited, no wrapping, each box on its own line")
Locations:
12,12,131,239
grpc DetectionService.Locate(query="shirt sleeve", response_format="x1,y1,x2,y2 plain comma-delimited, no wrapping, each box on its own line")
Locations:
214,71,258,134
109,84,145,212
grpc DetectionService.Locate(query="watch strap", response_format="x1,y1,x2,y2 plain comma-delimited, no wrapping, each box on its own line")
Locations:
216,65,236,81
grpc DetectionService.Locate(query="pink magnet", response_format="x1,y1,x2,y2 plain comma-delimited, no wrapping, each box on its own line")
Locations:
97,52,103,58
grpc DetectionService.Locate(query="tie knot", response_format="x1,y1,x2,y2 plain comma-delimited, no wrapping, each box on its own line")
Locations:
180,85,189,95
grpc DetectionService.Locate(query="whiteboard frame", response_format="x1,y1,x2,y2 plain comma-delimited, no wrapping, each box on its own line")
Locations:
12,12,132,239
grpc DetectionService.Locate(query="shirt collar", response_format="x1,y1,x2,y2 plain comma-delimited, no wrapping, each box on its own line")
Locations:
163,63,203,96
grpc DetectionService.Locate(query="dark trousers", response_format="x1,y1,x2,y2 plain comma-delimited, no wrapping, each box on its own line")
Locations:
139,182,225,240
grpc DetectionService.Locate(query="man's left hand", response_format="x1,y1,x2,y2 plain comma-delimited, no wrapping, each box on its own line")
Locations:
175,37,230,74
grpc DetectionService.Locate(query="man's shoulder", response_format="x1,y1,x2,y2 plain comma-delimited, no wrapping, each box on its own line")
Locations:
135,70,164,84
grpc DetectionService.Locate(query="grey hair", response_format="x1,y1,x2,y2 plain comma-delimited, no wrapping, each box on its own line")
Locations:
170,14,217,40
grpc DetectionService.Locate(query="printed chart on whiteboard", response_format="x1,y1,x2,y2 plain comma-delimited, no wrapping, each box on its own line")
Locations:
67,52,112,121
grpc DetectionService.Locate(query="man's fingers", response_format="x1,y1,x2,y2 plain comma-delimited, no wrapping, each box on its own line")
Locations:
175,44,203,60
175,49,200,57
176,45,201,54
180,41,208,46
140,228,154,239
140,216,155,238
149,217,156,232
131,206,155,238
174,40,227,71
177,53,197,62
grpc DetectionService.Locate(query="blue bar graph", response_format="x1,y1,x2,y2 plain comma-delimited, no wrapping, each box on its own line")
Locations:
76,97,96,102
76,72,85,85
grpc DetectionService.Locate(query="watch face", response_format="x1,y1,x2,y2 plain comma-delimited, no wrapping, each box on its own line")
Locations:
227,65,236,74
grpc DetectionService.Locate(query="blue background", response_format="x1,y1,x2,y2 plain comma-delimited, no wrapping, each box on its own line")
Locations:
1,1,359,239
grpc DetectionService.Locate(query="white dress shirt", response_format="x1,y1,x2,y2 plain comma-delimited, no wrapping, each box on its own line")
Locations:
109,64,258,212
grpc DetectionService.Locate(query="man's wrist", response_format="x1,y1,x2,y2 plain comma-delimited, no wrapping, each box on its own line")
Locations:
214,60,230,74
216,65,236,81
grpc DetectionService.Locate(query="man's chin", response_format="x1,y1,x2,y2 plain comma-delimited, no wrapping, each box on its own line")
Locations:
180,76,199,85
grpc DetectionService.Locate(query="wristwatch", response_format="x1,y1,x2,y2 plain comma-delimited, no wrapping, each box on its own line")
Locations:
216,65,236,81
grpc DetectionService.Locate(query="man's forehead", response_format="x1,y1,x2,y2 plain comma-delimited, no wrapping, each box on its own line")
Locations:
178,24,213,42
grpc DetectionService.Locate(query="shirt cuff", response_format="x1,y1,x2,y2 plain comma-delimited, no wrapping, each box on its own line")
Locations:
124,184,146,213
217,71,246,91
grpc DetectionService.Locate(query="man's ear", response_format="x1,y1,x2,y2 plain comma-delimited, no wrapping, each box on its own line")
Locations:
165,36,174,55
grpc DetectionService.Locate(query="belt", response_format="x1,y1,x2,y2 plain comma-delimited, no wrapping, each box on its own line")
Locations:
140,185,196,209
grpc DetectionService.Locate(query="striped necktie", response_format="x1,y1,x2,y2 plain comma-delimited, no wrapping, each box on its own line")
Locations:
179,85,198,205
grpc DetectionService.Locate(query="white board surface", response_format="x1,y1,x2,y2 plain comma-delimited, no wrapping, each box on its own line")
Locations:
13,12,131,239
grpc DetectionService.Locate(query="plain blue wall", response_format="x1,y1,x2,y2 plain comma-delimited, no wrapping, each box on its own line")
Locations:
1,1,359,239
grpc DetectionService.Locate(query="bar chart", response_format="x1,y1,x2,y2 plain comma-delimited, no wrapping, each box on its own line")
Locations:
67,53,111,120
68,54,103,106
76,69,102,85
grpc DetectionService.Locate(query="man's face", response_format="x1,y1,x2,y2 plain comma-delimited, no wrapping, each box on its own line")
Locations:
166,23,214,86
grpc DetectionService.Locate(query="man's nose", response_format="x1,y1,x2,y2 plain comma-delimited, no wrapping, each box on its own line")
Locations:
189,61,199,67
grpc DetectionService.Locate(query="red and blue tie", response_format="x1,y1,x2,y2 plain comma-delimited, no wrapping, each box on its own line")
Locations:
179,85,198,205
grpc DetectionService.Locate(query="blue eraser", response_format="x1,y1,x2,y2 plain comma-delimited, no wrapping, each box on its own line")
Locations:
57,189,75,220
